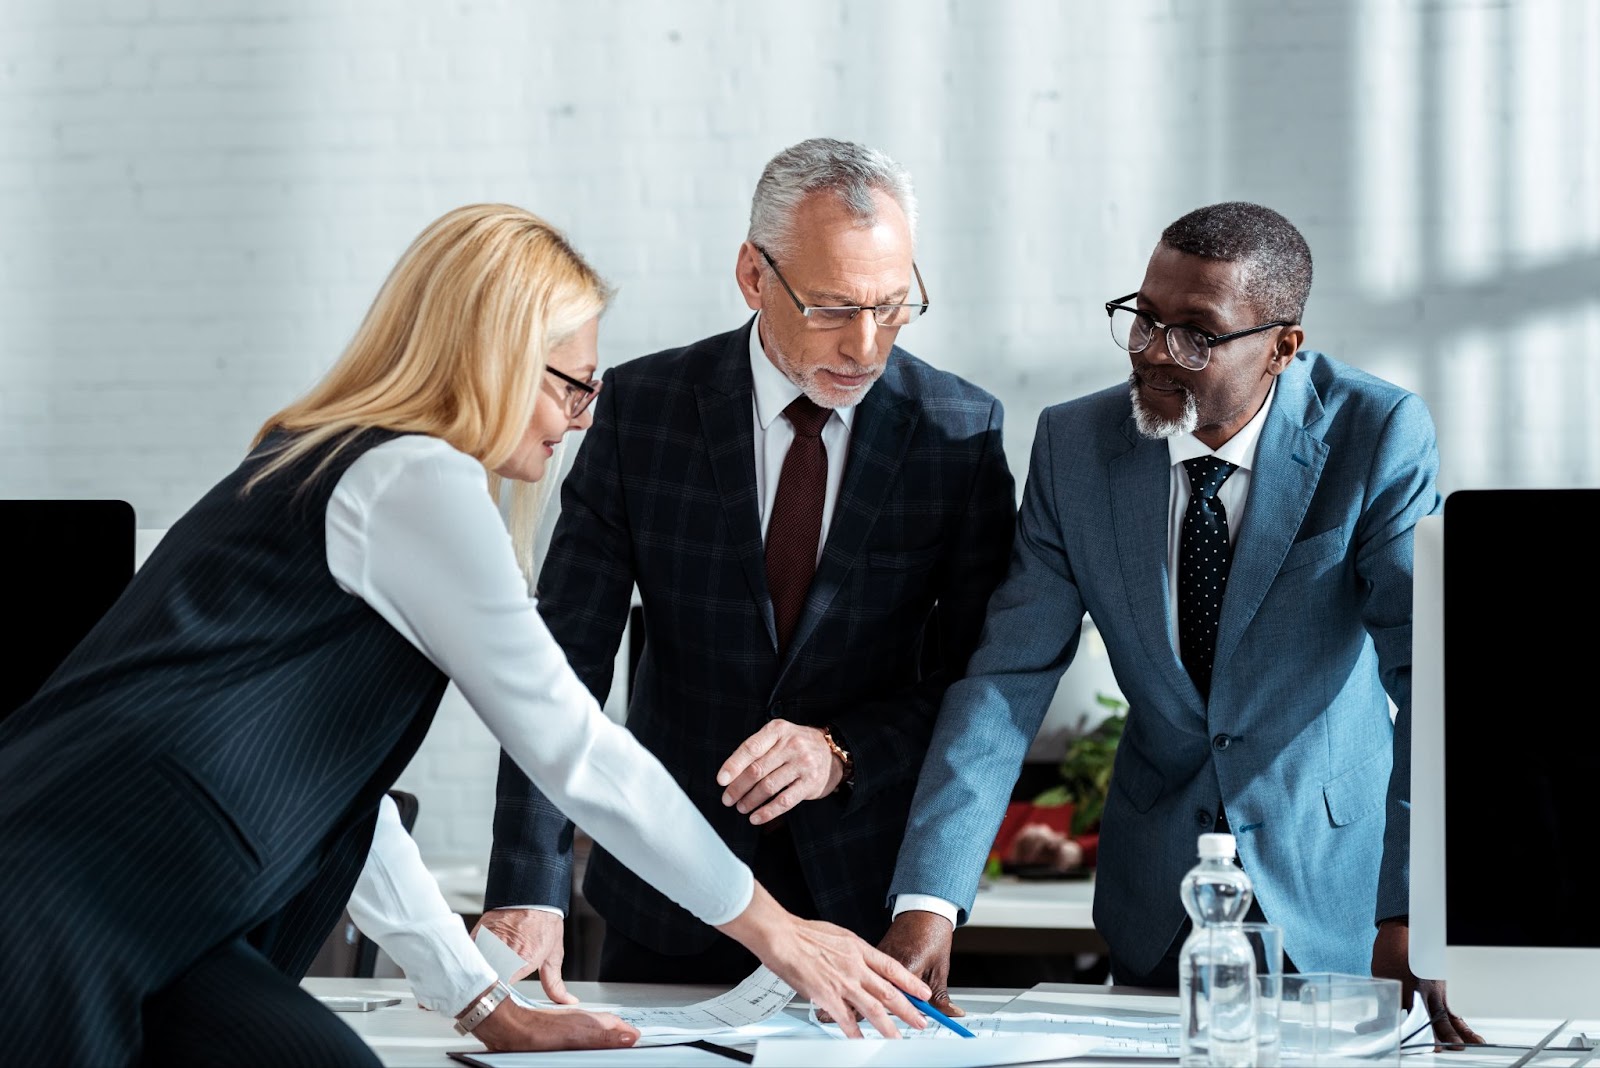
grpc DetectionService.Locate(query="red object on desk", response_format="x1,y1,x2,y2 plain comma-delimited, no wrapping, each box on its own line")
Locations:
993,801,1072,857
990,801,1098,870
1075,832,1099,869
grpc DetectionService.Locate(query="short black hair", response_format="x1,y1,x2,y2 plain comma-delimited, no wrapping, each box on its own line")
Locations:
1159,201,1313,323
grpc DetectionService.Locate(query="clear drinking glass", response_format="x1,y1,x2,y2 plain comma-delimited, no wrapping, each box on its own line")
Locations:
1236,922,1285,1066
1278,973,1404,1066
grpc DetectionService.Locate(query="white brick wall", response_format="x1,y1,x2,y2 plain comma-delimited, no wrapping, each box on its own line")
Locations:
11,0,1600,866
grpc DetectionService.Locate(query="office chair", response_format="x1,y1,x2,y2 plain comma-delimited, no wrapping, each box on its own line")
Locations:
1,499,135,724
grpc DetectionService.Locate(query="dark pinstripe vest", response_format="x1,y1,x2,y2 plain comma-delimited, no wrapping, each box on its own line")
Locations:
0,429,451,1050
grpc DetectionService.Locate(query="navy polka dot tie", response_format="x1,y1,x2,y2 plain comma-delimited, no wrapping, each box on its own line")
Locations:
1179,456,1238,700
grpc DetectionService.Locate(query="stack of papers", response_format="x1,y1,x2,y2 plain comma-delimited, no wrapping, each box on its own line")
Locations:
754,1030,1100,1066
476,929,819,1046
608,966,816,1046
805,1007,1178,1059
464,932,1184,1066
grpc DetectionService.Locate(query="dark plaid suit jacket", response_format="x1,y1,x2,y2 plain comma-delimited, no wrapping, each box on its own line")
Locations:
487,318,1016,954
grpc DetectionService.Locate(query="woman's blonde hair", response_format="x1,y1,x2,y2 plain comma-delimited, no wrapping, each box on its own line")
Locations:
249,203,610,582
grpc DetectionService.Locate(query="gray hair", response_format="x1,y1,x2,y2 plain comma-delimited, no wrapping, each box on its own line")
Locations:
1160,201,1313,323
747,137,918,259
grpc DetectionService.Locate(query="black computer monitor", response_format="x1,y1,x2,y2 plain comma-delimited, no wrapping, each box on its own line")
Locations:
1410,488,1600,1018
0,499,136,720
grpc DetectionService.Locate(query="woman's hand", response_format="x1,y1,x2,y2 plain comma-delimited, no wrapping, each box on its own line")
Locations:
717,882,931,1039
468,1000,639,1052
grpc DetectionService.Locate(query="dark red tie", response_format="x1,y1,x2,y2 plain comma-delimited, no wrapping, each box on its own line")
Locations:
766,396,830,656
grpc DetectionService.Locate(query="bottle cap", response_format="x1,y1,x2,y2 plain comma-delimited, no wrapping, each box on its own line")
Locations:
1197,832,1237,858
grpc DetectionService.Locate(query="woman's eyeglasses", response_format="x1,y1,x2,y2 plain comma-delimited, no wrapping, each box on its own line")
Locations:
546,366,602,418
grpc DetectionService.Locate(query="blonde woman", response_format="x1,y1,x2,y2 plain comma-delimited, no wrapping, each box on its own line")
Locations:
0,204,928,1068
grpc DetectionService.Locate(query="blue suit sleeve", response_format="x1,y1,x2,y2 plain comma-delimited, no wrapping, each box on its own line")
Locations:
1363,392,1443,925
887,409,1088,923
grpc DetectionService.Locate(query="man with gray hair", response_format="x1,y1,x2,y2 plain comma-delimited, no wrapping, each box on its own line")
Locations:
477,137,1016,988
881,201,1482,1047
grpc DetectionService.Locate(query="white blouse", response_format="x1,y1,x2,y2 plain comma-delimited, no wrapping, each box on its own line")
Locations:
345,794,493,1013
327,434,754,1015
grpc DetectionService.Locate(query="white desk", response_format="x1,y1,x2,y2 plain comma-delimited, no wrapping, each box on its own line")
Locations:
301,976,1600,1068
299,979,1078,1068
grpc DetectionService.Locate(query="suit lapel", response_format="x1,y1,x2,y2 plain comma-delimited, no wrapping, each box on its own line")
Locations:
695,321,777,652
1212,362,1328,679
771,357,917,691
1109,419,1204,718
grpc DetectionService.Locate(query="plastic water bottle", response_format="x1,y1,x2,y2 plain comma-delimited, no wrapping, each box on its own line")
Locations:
1178,832,1258,1066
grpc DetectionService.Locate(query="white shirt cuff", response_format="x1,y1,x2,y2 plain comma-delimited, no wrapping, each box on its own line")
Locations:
497,904,566,918
891,894,959,929
382,914,498,1015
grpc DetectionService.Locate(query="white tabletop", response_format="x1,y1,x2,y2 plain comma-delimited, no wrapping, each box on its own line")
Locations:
300,978,1071,1068
302,976,1599,1067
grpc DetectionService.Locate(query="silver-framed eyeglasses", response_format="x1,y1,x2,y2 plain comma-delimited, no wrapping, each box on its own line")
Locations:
1105,292,1293,371
546,366,602,418
756,245,929,329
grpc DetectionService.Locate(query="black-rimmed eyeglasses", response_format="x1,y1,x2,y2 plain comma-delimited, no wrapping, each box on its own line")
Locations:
1105,292,1293,371
756,245,929,329
546,366,601,418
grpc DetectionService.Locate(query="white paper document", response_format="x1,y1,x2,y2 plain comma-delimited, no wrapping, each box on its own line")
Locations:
470,932,1171,1061
807,1008,1179,1059
753,1033,1097,1067
995,985,1184,1058
474,930,812,1046
475,926,533,982
451,1048,741,1067
609,964,805,1040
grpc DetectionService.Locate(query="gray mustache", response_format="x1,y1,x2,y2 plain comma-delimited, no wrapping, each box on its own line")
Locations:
1132,369,1187,392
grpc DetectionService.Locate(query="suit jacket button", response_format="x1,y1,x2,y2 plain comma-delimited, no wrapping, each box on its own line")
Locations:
1212,733,1232,751
1195,808,1211,827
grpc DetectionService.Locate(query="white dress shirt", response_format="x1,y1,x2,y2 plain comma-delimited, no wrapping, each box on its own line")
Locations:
1160,380,1275,654
748,312,856,555
331,434,755,1015
891,382,1278,930
345,795,495,1013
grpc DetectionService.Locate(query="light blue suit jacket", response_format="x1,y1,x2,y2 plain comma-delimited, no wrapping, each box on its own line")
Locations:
890,351,1441,977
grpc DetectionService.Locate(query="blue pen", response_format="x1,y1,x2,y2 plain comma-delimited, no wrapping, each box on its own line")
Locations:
902,991,976,1038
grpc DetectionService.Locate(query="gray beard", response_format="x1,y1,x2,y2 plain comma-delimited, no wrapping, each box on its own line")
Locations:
1128,373,1199,439
762,322,870,409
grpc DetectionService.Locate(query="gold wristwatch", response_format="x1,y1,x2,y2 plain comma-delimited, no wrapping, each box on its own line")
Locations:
822,725,854,788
